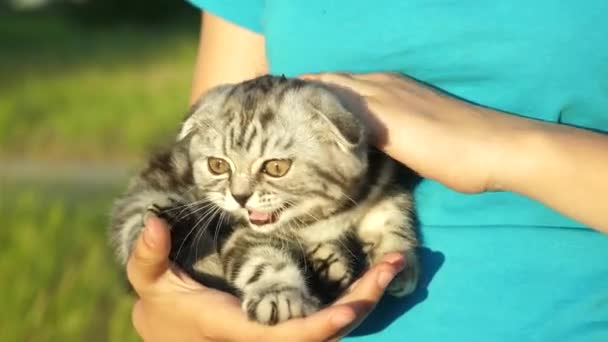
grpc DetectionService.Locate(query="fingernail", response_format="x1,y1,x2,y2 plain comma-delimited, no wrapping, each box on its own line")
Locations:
142,223,157,248
383,254,404,266
143,210,157,226
377,270,396,290
330,311,355,329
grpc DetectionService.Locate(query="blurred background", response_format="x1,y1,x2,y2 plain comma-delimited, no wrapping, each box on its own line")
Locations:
1,0,200,340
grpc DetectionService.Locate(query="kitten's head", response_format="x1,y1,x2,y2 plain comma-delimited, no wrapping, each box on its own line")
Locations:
180,75,368,233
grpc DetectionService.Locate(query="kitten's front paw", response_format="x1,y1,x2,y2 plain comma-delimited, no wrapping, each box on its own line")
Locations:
242,287,320,325
143,197,178,223
308,243,355,292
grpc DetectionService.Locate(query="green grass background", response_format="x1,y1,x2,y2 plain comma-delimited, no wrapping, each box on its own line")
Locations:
0,181,137,342
0,11,196,161
1,7,199,341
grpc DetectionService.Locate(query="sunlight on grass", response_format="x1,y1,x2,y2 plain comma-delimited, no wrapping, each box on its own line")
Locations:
0,182,139,342
1,9,200,341
0,12,198,160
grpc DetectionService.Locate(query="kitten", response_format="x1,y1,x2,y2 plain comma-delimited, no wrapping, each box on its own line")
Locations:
110,75,419,325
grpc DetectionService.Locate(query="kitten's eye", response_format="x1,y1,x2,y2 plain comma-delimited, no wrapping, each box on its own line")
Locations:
208,157,230,175
262,159,292,177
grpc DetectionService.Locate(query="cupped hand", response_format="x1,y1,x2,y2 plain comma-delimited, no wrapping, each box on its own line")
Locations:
301,72,520,194
127,216,405,342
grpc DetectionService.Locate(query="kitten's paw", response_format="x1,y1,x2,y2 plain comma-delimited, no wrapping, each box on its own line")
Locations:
143,198,175,220
142,206,161,223
242,287,320,325
385,251,419,297
387,268,417,297
143,196,184,225
309,243,354,291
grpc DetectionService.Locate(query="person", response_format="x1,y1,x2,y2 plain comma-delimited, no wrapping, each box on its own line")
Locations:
127,1,608,341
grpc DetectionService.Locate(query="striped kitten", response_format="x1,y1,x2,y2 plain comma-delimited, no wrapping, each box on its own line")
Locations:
111,75,419,325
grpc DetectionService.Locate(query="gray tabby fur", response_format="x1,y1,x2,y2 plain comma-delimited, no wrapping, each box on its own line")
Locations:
110,75,419,325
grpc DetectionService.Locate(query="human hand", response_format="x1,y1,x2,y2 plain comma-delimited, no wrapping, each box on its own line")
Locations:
301,72,526,194
128,216,406,342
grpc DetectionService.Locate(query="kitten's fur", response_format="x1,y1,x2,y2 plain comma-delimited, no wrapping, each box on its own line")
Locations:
111,75,419,325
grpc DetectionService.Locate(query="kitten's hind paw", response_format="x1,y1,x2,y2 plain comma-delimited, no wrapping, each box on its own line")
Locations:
242,287,320,325
386,268,418,297
385,252,419,297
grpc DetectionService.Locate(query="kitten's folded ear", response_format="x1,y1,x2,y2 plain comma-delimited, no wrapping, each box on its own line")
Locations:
178,84,234,141
306,87,366,151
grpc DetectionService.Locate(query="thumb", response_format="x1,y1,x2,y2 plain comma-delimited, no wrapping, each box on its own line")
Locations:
126,215,172,294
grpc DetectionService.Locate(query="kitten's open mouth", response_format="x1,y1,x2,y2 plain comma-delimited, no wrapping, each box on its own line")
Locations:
248,210,279,226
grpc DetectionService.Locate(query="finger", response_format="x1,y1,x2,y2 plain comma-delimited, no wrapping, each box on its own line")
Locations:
338,255,404,307
270,304,357,342
299,72,377,95
300,71,354,80
345,253,405,294
131,300,147,340
356,72,401,82
269,257,404,342
169,265,211,290
378,252,406,268
331,257,405,336
266,254,406,341
126,216,172,293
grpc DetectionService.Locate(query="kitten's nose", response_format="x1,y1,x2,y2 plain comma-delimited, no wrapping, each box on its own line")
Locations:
232,193,251,207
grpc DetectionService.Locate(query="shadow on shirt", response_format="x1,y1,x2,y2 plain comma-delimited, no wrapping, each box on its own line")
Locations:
350,247,445,336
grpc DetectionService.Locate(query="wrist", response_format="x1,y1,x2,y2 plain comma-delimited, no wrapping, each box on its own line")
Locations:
486,114,553,193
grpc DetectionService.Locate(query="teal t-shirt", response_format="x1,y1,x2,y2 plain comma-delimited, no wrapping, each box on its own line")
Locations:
188,1,608,341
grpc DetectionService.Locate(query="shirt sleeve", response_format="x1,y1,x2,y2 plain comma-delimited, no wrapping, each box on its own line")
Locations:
185,0,264,33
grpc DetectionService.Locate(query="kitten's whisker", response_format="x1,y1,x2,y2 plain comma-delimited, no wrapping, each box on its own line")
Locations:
173,222,200,262
284,199,322,223
295,211,358,261
178,195,217,217
335,189,358,207
160,197,210,220
170,202,210,223
335,234,358,259
193,206,221,260
212,210,226,253
278,230,287,259
175,205,219,260
192,207,223,261
179,200,216,221
285,220,308,274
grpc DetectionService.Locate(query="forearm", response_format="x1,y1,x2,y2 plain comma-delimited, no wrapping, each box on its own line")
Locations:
364,88,608,233
190,12,268,104
497,118,608,233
